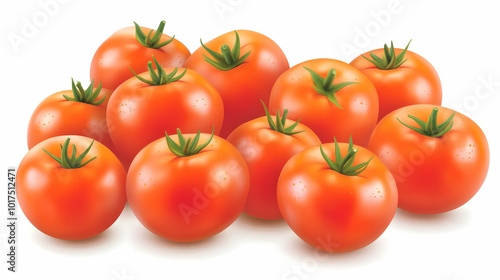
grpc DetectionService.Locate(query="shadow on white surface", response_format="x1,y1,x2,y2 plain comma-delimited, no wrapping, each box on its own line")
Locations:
392,207,472,233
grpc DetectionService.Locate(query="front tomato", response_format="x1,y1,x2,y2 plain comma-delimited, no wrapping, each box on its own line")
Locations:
277,138,397,252
16,136,126,240
127,129,249,242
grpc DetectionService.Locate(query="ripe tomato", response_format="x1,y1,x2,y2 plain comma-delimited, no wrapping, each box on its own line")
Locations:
269,58,378,146
278,138,398,252
127,130,249,242
368,105,489,214
90,21,190,90
27,79,115,152
350,41,442,121
227,102,321,220
184,30,289,138
16,136,126,240
106,59,224,169
277,138,398,252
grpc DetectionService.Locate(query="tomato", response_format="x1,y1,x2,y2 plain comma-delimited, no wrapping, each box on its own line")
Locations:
368,105,489,214
106,59,224,169
90,20,190,90
127,129,249,242
27,79,115,152
269,58,378,146
277,138,398,252
227,103,321,219
350,41,442,121
16,136,126,240
184,30,289,138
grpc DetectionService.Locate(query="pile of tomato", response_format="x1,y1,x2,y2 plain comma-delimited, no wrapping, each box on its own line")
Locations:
16,21,490,252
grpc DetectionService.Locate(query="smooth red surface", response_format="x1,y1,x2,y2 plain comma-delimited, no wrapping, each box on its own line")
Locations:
269,59,378,146
277,143,397,252
184,30,289,138
16,135,126,240
351,48,442,121
90,25,191,90
368,105,489,214
27,87,115,153
227,116,321,220
127,134,249,242
106,68,224,169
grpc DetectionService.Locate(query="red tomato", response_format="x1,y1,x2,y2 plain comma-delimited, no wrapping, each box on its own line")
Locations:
27,79,115,152
350,41,442,121
90,21,190,90
106,61,224,169
184,30,289,138
269,58,378,146
16,136,126,240
127,130,249,242
368,105,489,214
227,104,321,219
278,139,397,252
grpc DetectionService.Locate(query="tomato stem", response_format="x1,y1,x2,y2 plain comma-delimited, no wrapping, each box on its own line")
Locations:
362,40,412,70
304,67,359,109
130,56,187,86
63,79,105,105
397,107,455,137
134,20,175,49
200,31,251,71
320,136,372,176
43,138,96,169
261,100,304,135
165,127,215,157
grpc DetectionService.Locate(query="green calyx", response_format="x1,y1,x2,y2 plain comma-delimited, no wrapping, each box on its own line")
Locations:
64,79,105,105
320,136,372,176
362,40,412,70
261,100,304,135
397,107,455,138
304,67,358,109
201,31,251,71
43,138,96,169
165,127,215,157
134,20,175,49
131,56,187,86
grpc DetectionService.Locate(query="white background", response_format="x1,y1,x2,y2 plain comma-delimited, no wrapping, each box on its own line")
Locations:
1,0,499,279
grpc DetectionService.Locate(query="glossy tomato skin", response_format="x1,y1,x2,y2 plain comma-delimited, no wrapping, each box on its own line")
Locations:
106,68,224,169
16,135,126,240
227,116,321,220
269,59,378,147
350,49,442,121
127,134,249,242
90,25,190,90
277,143,397,252
184,30,289,138
368,105,489,214
27,88,115,152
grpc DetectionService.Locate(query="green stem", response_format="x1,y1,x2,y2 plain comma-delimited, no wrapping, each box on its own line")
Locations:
63,79,105,106
396,107,455,138
320,136,372,176
165,127,215,157
362,40,412,70
130,56,187,86
201,31,251,71
323,69,335,90
261,100,304,135
134,20,175,49
43,138,96,169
